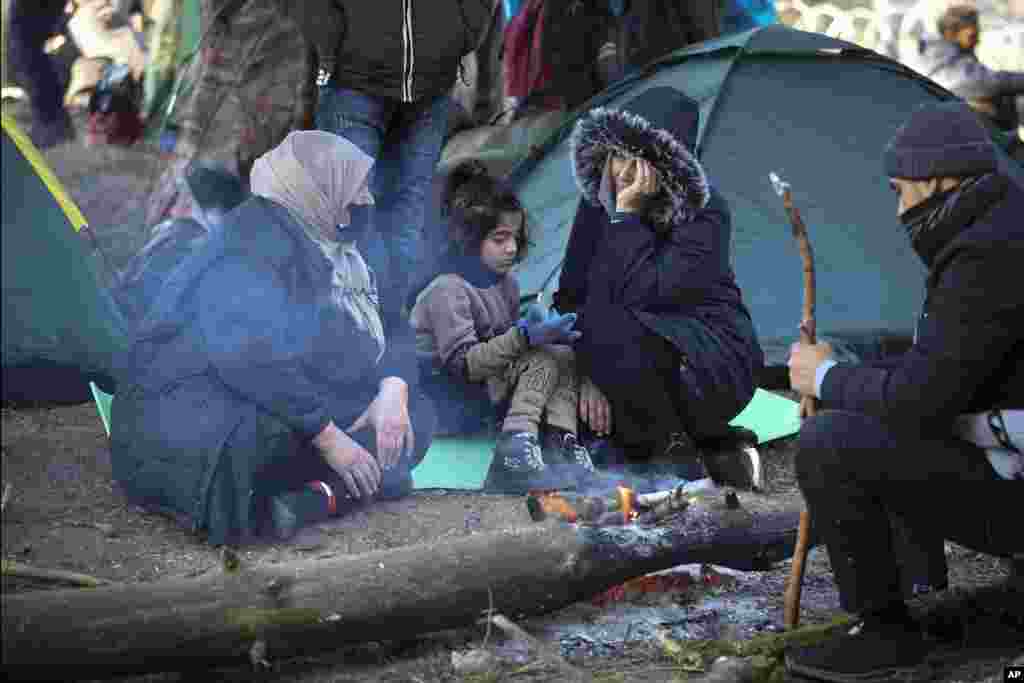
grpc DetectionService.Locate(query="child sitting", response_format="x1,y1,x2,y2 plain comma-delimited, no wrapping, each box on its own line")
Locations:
409,161,595,493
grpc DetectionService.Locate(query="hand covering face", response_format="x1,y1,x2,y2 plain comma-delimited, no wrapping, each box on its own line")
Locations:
250,131,385,362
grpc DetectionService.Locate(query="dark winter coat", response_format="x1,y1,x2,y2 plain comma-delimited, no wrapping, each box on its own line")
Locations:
112,218,208,328
555,95,763,434
289,0,494,104
821,173,1024,428
111,197,416,545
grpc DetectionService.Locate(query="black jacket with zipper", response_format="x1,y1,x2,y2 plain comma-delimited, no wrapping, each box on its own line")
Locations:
821,174,1024,428
288,0,494,104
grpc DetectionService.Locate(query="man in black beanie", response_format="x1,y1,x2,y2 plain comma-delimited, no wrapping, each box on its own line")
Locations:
785,102,1023,682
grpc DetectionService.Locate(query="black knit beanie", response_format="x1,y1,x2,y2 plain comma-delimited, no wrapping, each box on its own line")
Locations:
883,102,998,180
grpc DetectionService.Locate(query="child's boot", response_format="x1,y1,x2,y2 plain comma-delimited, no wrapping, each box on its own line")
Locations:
485,431,565,493
543,426,597,488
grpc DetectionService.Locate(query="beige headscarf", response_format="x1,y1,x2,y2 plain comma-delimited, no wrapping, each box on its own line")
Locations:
250,131,385,362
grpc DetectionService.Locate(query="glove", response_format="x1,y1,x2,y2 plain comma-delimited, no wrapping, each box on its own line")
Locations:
523,302,548,325
518,307,582,346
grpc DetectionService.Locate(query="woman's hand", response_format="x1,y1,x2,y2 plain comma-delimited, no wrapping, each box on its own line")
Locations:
579,376,612,437
314,422,381,500
615,158,659,214
348,378,414,470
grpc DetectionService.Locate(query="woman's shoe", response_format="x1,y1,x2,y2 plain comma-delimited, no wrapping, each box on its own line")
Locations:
699,427,763,490
269,481,338,541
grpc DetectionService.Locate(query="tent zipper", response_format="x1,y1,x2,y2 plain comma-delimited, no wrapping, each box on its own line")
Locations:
402,0,415,102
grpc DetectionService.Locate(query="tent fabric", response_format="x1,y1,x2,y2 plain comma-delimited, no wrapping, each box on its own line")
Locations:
506,25,958,367
2,114,127,402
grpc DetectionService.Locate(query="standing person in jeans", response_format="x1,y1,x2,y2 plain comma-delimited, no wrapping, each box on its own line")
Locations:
298,1,495,336
7,0,75,148
785,102,1023,682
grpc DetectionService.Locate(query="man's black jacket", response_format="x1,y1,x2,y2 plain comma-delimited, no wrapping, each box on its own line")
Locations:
286,0,493,104
821,174,1024,427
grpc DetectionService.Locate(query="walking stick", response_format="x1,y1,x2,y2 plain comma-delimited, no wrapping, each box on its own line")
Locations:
770,172,817,630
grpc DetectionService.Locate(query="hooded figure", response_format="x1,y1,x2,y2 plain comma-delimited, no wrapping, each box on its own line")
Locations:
554,87,764,475
111,131,435,546
784,102,1023,683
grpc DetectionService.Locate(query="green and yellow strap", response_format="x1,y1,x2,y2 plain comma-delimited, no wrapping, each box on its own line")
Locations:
2,112,88,232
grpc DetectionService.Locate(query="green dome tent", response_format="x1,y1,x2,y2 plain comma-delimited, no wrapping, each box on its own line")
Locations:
2,114,127,403
506,25,960,367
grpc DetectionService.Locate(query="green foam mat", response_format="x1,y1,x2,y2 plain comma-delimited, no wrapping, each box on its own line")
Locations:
92,382,113,437
411,433,497,490
728,387,801,445
90,385,800,490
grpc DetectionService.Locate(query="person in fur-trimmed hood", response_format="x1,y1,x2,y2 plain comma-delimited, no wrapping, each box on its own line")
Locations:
553,87,764,480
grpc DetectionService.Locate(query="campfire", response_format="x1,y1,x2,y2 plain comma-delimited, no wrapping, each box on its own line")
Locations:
526,483,697,526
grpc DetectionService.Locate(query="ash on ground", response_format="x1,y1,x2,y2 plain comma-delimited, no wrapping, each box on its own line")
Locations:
533,558,840,660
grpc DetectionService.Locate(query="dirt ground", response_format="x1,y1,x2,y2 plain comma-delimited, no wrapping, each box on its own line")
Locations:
2,101,1022,682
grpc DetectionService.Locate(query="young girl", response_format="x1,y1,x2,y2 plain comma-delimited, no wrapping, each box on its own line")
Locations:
409,161,594,493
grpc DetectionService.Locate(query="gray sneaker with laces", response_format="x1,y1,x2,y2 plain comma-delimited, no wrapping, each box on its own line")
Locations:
544,427,597,488
485,431,566,494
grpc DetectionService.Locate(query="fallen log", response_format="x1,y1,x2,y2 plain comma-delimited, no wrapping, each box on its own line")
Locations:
2,491,806,681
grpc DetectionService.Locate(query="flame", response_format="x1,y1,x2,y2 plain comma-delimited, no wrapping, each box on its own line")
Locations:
541,491,577,523
618,486,636,524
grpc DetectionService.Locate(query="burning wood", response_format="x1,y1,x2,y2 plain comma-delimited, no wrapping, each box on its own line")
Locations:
527,490,623,523
619,485,636,524
527,484,695,526
636,485,692,525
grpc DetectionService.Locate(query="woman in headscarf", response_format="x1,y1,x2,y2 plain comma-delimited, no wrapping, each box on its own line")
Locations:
111,131,435,545
553,88,764,483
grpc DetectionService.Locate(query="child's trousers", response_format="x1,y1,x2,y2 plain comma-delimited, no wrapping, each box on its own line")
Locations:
502,345,578,436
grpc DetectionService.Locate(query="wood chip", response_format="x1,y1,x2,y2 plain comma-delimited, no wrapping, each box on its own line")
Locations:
1,560,116,588
482,613,589,682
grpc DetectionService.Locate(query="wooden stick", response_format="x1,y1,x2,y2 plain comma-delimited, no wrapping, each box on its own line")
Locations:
784,511,812,629
779,182,819,419
484,613,589,682
771,172,818,630
1,560,116,588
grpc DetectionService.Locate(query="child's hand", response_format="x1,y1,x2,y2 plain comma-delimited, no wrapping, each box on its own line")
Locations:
520,310,581,346
523,302,548,325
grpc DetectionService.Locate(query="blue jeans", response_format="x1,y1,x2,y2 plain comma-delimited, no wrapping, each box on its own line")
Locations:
316,87,451,328
8,0,67,125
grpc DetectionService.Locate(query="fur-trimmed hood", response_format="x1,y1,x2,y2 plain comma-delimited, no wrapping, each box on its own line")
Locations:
570,89,710,227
